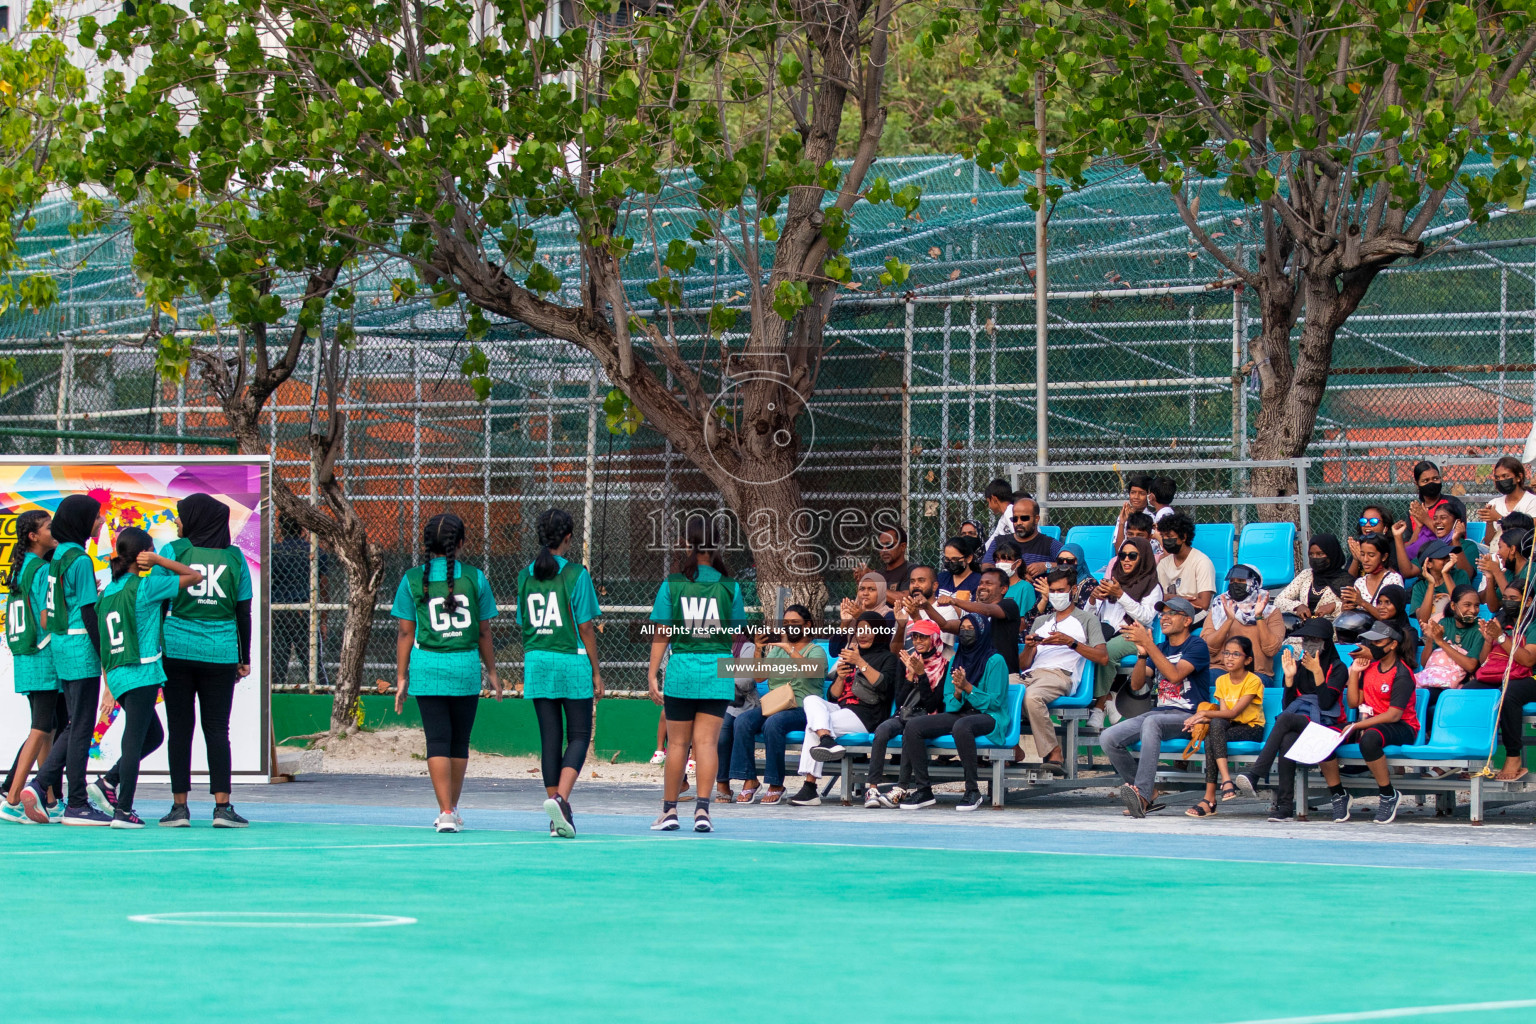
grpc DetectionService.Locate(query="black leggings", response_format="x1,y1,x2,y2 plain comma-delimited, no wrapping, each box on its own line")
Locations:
865,716,911,789
163,657,238,795
1353,721,1416,760
416,695,479,759
35,676,106,808
901,711,997,790
112,686,166,812
1497,677,1536,756
1203,719,1265,783
533,697,594,790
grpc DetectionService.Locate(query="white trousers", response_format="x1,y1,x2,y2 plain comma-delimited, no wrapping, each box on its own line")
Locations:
798,695,867,778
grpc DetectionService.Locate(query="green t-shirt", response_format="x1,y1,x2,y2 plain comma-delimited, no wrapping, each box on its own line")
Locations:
156,541,253,663
98,571,180,696
767,642,830,702
648,566,744,655
1436,616,1485,662
1409,565,1471,614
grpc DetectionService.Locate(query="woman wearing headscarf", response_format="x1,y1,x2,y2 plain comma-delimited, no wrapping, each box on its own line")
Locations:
894,612,1009,812
150,494,256,828
1089,535,1162,702
831,571,894,658
1275,534,1354,622
24,495,112,825
1055,542,1098,609
1374,584,1420,670
865,618,949,807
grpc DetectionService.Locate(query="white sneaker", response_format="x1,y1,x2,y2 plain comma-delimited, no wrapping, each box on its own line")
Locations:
1087,707,1106,730
1105,704,1124,726
434,812,459,833
451,810,464,830
649,750,666,765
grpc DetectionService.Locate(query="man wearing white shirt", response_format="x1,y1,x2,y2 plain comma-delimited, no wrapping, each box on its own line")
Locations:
1017,571,1108,770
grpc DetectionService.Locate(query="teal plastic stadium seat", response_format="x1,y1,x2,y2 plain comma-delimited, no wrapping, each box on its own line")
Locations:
1040,524,1061,540
1466,520,1487,544
1066,525,1117,575
1048,659,1094,709
1193,523,1235,581
1237,522,1296,588
1338,690,1431,758
1413,689,1499,759
1224,688,1285,755
930,683,1026,751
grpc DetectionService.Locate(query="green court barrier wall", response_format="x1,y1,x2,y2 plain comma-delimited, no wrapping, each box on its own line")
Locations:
272,694,664,763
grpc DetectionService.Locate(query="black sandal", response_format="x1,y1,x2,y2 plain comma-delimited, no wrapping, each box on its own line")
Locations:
1219,780,1238,801
1185,799,1218,818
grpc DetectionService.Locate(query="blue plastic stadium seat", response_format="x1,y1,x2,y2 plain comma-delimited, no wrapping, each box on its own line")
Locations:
1065,525,1117,576
1225,688,1286,755
1523,702,1536,717
1337,690,1431,759
786,732,805,743
1237,522,1296,588
1047,659,1094,710
1193,523,1235,581
1040,524,1061,541
1413,689,1499,759
1466,520,1488,544
833,732,876,745
928,683,1026,751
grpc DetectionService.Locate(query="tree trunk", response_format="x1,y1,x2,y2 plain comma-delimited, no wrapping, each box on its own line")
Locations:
329,528,382,732
735,473,828,618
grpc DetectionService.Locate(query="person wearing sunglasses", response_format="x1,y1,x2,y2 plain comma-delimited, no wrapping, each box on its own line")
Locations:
868,524,912,595
982,495,1061,576
1347,506,1399,576
1088,536,1162,725
1055,542,1098,610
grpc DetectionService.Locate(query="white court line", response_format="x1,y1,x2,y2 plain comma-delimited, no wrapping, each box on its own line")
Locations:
129,911,416,928
0,837,655,857
1214,998,1536,1024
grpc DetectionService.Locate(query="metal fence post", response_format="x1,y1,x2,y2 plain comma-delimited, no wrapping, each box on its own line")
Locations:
901,299,913,532
53,339,71,455
582,367,598,562
1294,458,1312,543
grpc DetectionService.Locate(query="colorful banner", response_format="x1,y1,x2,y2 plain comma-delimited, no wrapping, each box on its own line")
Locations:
0,457,269,782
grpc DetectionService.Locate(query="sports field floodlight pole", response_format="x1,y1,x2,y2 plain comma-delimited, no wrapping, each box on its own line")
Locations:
1034,73,1049,509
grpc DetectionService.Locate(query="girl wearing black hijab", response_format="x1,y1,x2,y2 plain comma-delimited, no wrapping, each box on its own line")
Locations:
156,494,254,828
1373,584,1419,670
1276,534,1355,621
25,495,110,824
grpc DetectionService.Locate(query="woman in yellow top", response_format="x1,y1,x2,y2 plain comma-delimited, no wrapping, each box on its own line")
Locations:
1185,636,1267,818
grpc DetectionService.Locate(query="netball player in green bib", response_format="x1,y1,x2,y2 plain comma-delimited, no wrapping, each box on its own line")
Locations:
155,494,254,828
392,513,502,833
647,517,744,833
515,508,603,839
95,527,204,828
26,494,111,825
2,510,62,824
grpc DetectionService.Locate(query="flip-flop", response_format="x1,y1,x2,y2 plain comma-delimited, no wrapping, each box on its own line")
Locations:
1121,802,1167,816
1185,799,1218,818
758,787,786,805
1495,768,1529,784
1118,784,1147,818
735,786,760,804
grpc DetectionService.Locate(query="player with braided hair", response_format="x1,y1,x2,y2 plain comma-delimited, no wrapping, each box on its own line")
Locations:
515,508,603,837
391,513,502,833
1,510,64,824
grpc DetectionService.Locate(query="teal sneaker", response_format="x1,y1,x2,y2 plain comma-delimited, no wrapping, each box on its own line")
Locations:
47,799,65,824
0,800,26,824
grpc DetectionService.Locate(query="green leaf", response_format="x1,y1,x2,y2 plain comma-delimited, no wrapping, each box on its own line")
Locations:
0,357,20,396
772,279,811,320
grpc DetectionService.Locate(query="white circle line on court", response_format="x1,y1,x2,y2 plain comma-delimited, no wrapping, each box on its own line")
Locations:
1212,997,1536,1024
128,912,416,928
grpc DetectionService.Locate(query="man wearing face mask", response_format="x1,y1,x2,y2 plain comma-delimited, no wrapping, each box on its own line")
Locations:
1154,513,1216,624
1017,570,1109,770
983,496,1061,577
1100,596,1212,817
1203,565,1283,684
1318,624,1418,824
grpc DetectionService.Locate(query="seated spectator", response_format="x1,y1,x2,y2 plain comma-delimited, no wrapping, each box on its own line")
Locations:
1099,596,1212,818
1417,585,1483,696
714,624,766,801
1409,539,1471,625
1347,505,1399,575
1403,460,1449,563
936,535,984,599
1111,473,1154,552
1102,511,1161,578
1274,534,1352,622
1374,584,1420,671
959,519,984,540
890,566,954,655
983,477,1017,545
864,619,949,808
1017,570,1109,771
991,539,1038,617
727,606,829,805
895,612,1010,812
1340,535,1404,615
1185,636,1266,818
1479,609,1536,782
869,524,913,594
983,496,1062,572
1204,564,1284,684
1233,618,1347,820
938,566,1022,682
1155,512,1216,623
1475,456,1536,550
1321,624,1420,824
790,611,898,806
1089,536,1162,715
1393,499,1474,583
831,571,895,658
1149,475,1178,525
1479,525,1535,616
1055,542,1098,610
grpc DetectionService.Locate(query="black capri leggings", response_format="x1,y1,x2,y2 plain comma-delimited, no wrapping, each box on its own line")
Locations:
1353,721,1417,761
112,686,166,812
533,698,594,790
416,695,479,760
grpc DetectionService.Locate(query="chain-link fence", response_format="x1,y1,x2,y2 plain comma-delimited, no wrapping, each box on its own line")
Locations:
4,157,1535,693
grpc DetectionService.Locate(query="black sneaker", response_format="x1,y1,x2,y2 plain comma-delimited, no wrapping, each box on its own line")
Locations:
789,782,821,806
62,803,112,826
110,808,144,829
544,796,575,838
1267,805,1296,823
1331,791,1354,823
87,777,117,816
957,789,985,812
1373,790,1401,824
899,786,936,809
212,804,249,829
809,735,845,762
159,804,191,828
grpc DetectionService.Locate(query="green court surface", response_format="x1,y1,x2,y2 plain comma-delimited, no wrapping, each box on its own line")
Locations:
2,821,1530,1024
